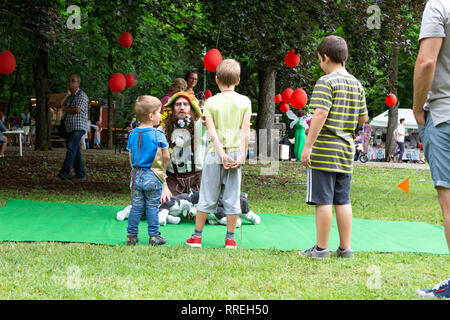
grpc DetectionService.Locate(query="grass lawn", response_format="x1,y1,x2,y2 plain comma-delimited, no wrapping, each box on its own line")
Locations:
0,150,448,300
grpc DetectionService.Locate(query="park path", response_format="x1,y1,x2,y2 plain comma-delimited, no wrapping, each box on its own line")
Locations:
354,160,429,170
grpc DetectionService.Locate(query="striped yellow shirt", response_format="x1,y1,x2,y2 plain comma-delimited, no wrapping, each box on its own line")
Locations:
309,71,367,173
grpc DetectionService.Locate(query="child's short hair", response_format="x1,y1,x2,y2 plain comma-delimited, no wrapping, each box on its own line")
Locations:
170,78,187,92
317,35,348,66
134,95,161,122
216,59,241,86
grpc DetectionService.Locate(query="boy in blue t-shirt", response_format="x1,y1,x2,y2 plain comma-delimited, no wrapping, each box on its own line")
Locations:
126,95,170,246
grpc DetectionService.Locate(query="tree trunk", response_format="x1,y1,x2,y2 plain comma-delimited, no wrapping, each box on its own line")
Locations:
34,42,51,151
107,53,114,149
107,90,114,149
5,69,19,117
256,67,276,158
385,45,400,162
0,75,6,108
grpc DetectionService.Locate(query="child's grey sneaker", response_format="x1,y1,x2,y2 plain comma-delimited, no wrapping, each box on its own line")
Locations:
336,247,354,258
299,245,330,259
149,233,166,246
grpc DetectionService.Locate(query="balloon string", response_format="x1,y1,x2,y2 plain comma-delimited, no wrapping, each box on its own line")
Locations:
216,23,222,49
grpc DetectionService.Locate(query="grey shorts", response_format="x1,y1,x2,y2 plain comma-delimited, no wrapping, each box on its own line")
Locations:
419,112,450,189
306,168,352,205
196,151,242,215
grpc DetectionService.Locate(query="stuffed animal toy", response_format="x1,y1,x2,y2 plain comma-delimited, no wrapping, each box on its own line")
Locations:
116,190,261,226
116,191,197,225
171,128,193,169
189,192,260,227
158,191,198,225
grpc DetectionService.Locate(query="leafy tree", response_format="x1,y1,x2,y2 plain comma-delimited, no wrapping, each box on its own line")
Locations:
57,0,193,148
323,0,425,160
0,0,427,158
147,0,327,158
0,0,72,151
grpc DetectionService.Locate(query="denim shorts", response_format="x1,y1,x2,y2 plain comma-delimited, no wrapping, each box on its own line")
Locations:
196,151,242,215
306,168,352,205
418,113,450,189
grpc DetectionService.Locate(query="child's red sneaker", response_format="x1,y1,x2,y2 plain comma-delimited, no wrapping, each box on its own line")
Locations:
225,238,237,249
186,235,202,248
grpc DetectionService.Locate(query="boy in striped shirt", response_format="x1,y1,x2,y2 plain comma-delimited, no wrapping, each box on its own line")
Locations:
299,35,368,259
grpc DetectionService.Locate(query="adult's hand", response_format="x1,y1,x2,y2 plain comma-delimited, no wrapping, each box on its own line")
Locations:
160,183,172,203
413,107,426,127
59,89,72,108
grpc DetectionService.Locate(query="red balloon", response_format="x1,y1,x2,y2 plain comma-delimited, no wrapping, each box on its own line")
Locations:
274,94,282,104
281,88,294,104
119,32,133,48
386,93,397,107
125,74,135,88
203,48,223,72
0,50,16,75
284,49,300,68
109,73,126,93
291,88,308,109
204,89,212,100
280,102,290,113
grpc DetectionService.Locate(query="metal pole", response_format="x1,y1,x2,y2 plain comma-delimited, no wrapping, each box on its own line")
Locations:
203,47,207,92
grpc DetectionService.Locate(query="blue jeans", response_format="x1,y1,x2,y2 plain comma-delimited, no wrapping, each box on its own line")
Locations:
394,141,405,160
59,130,86,179
127,169,162,236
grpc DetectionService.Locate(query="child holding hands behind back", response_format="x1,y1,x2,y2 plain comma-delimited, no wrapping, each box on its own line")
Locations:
126,95,170,246
186,59,251,249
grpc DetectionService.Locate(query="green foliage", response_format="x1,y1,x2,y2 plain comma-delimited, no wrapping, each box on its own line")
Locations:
0,0,202,130
0,0,428,128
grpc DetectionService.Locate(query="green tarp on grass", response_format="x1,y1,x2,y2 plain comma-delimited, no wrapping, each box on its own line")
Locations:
0,199,447,255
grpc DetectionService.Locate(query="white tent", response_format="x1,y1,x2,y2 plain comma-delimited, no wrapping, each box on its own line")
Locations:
370,108,418,130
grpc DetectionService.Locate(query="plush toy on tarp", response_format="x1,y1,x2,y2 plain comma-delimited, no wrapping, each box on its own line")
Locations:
189,192,261,227
116,192,197,225
285,109,309,162
116,190,261,226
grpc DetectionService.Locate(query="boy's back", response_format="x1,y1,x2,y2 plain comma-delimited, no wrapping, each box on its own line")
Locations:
127,127,168,169
186,58,250,249
309,71,367,173
203,91,251,153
